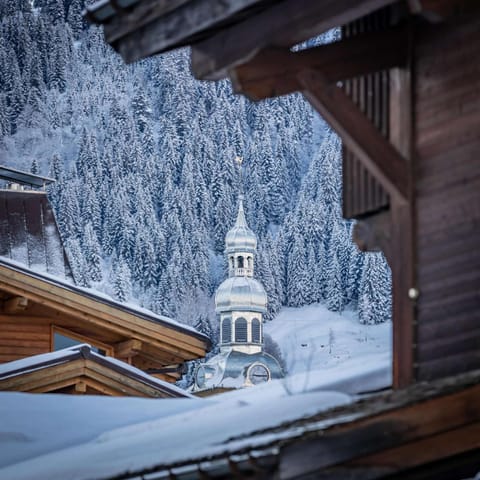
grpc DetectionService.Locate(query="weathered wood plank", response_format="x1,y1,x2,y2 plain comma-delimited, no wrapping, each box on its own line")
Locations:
408,0,479,22
191,0,398,80
279,384,480,478
416,328,480,363
100,0,191,42
342,422,480,479
86,360,173,397
0,362,85,391
110,0,267,63
230,25,408,101
298,69,409,202
417,351,480,381
0,345,46,355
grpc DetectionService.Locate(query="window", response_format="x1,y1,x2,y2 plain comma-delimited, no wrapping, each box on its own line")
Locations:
51,326,113,356
237,256,244,268
221,317,232,343
252,318,261,343
235,317,248,342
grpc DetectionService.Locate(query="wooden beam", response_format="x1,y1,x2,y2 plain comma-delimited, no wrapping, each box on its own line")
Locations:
231,25,408,101
74,381,87,394
343,422,480,477
109,0,265,63
3,296,28,314
298,70,409,202
352,211,392,256
191,0,399,80
389,60,416,388
114,338,142,359
279,383,480,478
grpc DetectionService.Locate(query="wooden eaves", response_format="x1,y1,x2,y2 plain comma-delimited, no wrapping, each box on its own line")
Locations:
0,344,193,397
0,259,210,381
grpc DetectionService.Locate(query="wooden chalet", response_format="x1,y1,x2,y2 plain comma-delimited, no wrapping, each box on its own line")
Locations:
0,344,193,397
85,0,480,478
0,258,209,383
0,166,210,386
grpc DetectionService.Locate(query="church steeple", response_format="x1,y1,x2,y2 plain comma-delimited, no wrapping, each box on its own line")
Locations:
225,195,257,278
224,156,257,278
192,157,283,393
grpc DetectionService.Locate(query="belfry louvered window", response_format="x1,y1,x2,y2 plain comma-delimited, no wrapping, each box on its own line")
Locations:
221,317,231,343
235,318,248,343
252,318,261,343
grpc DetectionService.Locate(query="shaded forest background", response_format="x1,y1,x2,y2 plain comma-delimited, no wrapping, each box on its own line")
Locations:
0,0,392,343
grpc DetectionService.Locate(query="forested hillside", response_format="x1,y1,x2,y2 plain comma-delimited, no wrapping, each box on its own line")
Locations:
0,0,392,339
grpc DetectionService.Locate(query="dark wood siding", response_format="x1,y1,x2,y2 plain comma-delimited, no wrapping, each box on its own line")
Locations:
414,14,480,381
0,190,71,279
342,9,390,219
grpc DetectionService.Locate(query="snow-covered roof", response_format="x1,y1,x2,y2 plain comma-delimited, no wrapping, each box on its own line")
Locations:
0,344,193,399
0,346,396,480
0,386,352,479
2,367,478,480
0,257,209,343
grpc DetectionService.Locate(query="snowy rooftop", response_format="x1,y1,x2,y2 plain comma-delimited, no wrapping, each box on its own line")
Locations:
0,257,209,342
0,344,193,399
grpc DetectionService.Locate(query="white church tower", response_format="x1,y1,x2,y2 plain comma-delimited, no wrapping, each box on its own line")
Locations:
193,158,283,394
215,194,267,355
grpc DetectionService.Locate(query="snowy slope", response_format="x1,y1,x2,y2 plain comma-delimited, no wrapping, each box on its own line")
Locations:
265,303,392,393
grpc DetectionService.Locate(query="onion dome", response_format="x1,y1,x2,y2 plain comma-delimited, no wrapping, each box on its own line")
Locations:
225,195,257,254
215,276,267,314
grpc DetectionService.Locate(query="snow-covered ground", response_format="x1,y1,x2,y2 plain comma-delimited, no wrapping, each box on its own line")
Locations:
265,303,392,394
0,303,392,479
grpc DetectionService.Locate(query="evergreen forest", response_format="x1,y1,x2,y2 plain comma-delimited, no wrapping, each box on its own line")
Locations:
0,0,392,345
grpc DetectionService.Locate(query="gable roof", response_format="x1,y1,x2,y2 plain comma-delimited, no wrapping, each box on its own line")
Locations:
0,344,193,398
0,259,210,374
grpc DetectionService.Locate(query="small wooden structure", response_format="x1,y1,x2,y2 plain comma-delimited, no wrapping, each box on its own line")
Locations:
0,259,210,383
0,344,192,397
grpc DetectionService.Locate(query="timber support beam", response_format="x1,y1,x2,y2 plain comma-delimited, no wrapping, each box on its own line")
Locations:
298,69,409,203
3,296,29,314
191,0,399,80
231,25,408,101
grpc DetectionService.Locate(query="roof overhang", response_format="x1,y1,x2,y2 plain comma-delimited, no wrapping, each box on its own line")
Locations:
0,260,210,373
0,345,193,397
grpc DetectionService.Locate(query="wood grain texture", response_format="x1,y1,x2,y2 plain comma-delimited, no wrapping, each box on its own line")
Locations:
414,13,480,380
191,0,398,80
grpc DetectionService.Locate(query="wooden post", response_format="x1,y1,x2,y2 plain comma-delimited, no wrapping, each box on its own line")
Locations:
389,20,416,388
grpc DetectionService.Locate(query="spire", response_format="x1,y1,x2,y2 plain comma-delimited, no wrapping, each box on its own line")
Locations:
235,194,248,228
